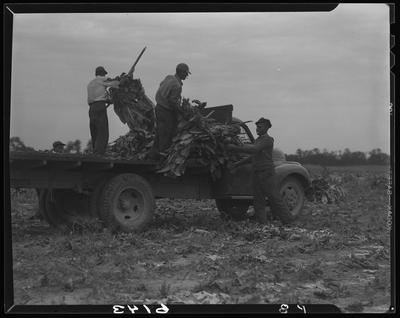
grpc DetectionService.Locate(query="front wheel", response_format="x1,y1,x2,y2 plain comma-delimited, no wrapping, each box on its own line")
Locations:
279,176,305,218
99,173,155,233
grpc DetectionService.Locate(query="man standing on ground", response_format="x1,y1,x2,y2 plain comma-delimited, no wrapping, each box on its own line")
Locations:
226,118,294,225
150,63,191,159
87,66,120,155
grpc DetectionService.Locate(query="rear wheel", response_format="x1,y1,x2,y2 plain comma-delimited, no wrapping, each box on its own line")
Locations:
279,176,305,218
215,199,250,221
99,173,155,233
43,189,91,227
38,189,51,223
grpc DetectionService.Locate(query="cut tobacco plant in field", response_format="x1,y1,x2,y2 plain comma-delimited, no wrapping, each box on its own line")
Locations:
306,174,347,204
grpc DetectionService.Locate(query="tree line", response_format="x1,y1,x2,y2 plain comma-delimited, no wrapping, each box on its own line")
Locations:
9,137,389,165
286,148,390,166
9,137,92,154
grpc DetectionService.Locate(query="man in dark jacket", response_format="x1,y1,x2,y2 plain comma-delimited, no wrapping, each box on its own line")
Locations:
226,118,294,225
87,66,119,155
149,63,191,159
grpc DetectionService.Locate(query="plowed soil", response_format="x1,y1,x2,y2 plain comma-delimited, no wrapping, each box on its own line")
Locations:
10,165,392,313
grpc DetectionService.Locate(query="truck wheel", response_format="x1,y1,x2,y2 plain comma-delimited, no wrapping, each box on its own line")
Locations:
279,176,305,218
99,173,155,233
44,189,91,227
38,189,52,223
43,190,66,226
215,199,249,221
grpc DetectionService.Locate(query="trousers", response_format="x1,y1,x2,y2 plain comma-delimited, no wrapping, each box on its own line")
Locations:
89,101,109,155
152,104,178,153
253,170,293,224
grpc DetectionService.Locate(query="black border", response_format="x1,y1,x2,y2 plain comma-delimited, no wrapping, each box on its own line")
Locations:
388,3,400,312
3,2,396,315
4,3,339,13
4,2,14,314
389,3,397,316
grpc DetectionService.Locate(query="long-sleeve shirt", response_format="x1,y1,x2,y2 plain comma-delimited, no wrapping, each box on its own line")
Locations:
87,76,119,104
252,133,275,173
155,75,183,111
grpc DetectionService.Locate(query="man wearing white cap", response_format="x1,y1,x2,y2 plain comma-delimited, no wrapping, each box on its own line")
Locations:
87,66,119,155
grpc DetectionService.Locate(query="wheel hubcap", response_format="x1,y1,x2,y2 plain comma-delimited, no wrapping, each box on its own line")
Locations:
115,189,144,223
282,186,298,210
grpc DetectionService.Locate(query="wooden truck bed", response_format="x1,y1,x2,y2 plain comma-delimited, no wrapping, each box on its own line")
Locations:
9,151,213,199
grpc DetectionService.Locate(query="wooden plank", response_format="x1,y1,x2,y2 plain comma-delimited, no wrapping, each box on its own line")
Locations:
67,161,82,170
10,159,48,169
9,151,157,164
35,160,48,168
82,162,115,171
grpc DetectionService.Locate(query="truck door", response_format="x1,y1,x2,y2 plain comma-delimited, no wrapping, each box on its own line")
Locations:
213,124,254,197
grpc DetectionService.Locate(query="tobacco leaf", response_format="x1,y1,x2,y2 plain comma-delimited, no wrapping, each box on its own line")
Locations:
109,75,155,133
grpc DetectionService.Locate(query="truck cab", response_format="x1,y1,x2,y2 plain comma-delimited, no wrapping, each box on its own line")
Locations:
201,105,311,220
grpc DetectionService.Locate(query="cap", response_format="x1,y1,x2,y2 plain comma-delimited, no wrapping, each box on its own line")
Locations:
95,66,108,76
176,63,191,75
255,117,272,127
53,141,65,148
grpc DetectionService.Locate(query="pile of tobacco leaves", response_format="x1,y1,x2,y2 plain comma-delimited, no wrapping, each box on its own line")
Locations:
107,128,154,161
107,79,243,179
158,98,242,179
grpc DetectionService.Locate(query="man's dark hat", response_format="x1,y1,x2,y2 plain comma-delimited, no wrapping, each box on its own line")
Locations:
95,66,108,75
176,63,191,74
255,117,271,127
53,141,65,147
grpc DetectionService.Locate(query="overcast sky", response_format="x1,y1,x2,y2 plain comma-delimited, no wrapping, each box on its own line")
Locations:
10,4,390,154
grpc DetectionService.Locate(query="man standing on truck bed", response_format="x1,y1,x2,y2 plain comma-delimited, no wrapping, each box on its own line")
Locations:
149,63,191,160
87,66,120,155
226,118,294,225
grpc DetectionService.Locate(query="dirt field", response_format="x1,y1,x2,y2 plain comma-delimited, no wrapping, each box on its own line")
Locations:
9,165,392,313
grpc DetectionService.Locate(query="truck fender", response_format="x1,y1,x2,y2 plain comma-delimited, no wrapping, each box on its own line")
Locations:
275,163,311,189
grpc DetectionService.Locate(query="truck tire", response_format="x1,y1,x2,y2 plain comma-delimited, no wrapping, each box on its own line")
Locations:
43,190,66,226
215,199,249,221
39,189,52,224
279,176,305,218
99,173,155,233
44,189,91,228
